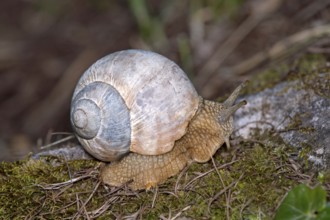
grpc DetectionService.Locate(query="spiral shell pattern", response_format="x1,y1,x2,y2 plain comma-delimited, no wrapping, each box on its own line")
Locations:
71,50,199,161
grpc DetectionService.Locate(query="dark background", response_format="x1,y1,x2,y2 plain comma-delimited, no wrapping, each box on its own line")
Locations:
1,0,329,161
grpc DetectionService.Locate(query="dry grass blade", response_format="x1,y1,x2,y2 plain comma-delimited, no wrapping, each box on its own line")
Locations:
25,198,48,220
40,135,75,150
76,193,81,213
160,190,179,199
184,160,238,189
174,165,190,194
226,189,233,220
73,181,101,219
88,196,118,218
58,201,79,215
211,156,230,220
123,205,147,219
170,205,191,220
239,199,253,219
83,205,91,220
211,156,225,186
37,168,98,190
50,184,73,200
152,186,159,208
208,173,244,214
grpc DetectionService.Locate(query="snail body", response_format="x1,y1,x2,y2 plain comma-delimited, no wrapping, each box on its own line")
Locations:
71,49,246,190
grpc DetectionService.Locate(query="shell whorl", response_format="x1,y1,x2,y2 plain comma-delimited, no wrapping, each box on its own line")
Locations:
71,49,199,162
71,82,131,161
71,98,101,139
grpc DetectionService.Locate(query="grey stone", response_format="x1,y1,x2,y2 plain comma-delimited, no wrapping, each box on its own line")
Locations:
33,142,93,161
234,73,330,169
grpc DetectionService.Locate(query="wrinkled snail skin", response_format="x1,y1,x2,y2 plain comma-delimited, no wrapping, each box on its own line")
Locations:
70,49,247,190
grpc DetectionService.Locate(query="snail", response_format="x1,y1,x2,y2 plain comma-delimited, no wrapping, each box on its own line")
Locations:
70,49,246,190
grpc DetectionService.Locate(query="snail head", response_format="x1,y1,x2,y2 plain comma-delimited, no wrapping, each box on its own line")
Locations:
217,81,248,148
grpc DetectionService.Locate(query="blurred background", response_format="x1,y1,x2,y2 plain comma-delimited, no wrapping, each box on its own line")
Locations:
0,0,329,161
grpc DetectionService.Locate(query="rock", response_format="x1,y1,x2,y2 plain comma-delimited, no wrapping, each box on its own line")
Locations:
234,73,330,169
33,142,93,160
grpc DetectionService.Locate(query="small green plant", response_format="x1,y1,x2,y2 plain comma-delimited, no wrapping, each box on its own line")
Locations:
275,184,330,220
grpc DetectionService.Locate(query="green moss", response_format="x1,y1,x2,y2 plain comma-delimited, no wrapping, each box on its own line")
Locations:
0,157,99,218
292,53,328,73
243,53,329,95
0,130,309,218
289,54,330,99
242,63,289,94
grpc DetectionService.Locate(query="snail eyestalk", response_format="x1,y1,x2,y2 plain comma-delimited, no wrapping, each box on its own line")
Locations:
223,81,249,107
219,100,247,124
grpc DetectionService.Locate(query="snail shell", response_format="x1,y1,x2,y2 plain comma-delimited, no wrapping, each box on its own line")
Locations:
70,50,199,161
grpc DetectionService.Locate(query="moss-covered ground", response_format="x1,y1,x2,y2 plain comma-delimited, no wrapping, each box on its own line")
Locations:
1,130,325,219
